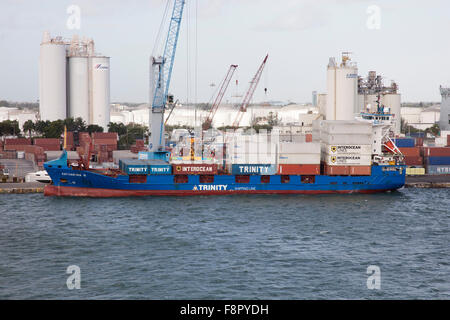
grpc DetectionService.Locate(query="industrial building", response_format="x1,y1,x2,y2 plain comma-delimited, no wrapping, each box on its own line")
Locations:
39,32,110,129
440,86,450,131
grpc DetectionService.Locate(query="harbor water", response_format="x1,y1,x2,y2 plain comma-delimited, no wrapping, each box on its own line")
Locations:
0,188,449,299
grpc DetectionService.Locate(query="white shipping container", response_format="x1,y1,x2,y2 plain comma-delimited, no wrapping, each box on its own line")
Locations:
321,144,372,155
319,120,373,135
320,132,373,145
278,153,320,165
321,154,372,166
279,142,320,154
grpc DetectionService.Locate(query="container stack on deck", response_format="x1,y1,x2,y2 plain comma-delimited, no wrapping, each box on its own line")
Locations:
278,142,321,175
34,138,60,151
316,121,373,176
423,147,450,174
92,132,118,164
130,140,146,154
23,145,47,168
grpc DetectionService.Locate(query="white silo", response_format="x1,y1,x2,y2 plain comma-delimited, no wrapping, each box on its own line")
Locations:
382,93,401,134
326,53,358,120
68,56,90,121
39,33,67,121
90,56,111,129
440,87,450,131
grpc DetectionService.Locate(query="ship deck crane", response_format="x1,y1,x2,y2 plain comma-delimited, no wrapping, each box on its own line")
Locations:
202,64,238,131
149,0,186,160
232,54,268,129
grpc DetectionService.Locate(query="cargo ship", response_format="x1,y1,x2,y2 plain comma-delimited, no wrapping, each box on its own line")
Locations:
43,150,405,197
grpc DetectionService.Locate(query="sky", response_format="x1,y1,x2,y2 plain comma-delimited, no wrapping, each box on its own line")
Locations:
0,0,449,104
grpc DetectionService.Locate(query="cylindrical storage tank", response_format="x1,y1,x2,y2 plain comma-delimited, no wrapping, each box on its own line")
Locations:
326,61,336,120
382,93,401,134
90,56,110,130
335,65,358,120
68,56,89,122
39,41,67,121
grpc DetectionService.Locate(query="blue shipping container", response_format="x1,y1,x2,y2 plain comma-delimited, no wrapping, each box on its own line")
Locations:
426,165,450,175
231,164,277,175
408,132,425,138
394,138,415,148
149,165,172,175
426,156,450,165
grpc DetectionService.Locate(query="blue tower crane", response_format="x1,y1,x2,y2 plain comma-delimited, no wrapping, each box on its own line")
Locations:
148,0,185,160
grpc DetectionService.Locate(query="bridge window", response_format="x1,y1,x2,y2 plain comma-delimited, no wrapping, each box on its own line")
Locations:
261,175,270,184
199,175,214,184
301,175,315,184
281,175,290,184
174,175,189,184
235,175,250,184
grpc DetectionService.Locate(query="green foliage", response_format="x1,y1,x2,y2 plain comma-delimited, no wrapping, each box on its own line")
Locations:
425,124,440,137
0,120,21,136
108,122,127,136
111,122,148,150
86,124,104,134
23,120,35,138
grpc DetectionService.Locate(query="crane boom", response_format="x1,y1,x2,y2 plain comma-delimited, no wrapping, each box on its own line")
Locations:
203,64,238,131
150,0,185,153
232,54,268,129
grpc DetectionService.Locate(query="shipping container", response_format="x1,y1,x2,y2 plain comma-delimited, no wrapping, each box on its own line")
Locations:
92,132,118,140
422,147,450,157
278,164,320,175
322,154,372,166
415,138,423,147
34,138,60,145
426,165,450,175
322,144,372,155
320,133,372,145
231,164,277,175
406,167,425,175
322,164,350,176
349,166,371,176
149,165,172,175
404,156,423,166
399,147,420,157
426,156,450,165
278,153,321,165
393,138,415,148
279,142,320,154
319,121,373,135
408,132,425,138
4,138,31,145
305,134,312,143
173,164,218,175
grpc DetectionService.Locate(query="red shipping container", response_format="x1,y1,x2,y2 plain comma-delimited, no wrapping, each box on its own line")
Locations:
447,135,450,147
92,132,118,140
423,147,450,157
404,156,423,166
4,138,31,145
34,138,60,145
415,138,423,147
4,145,31,151
322,164,350,176
305,134,312,143
399,147,420,157
173,164,218,175
349,166,372,176
278,164,320,175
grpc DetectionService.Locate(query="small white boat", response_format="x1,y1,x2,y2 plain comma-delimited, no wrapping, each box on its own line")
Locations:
25,170,51,183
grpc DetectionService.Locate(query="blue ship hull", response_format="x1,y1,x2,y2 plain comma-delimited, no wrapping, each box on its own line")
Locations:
43,151,405,197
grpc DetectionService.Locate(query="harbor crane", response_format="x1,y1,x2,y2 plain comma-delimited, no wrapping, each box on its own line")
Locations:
232,54,268,129
202,64,238,131
149,0,186,159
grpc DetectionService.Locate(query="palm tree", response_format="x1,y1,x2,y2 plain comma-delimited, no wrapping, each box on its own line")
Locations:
23,120,34,138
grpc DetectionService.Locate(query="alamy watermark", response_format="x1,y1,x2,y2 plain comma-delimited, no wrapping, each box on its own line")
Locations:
67,5,81,30
367,265,381,290
66,265,81,290
366,5,381,30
